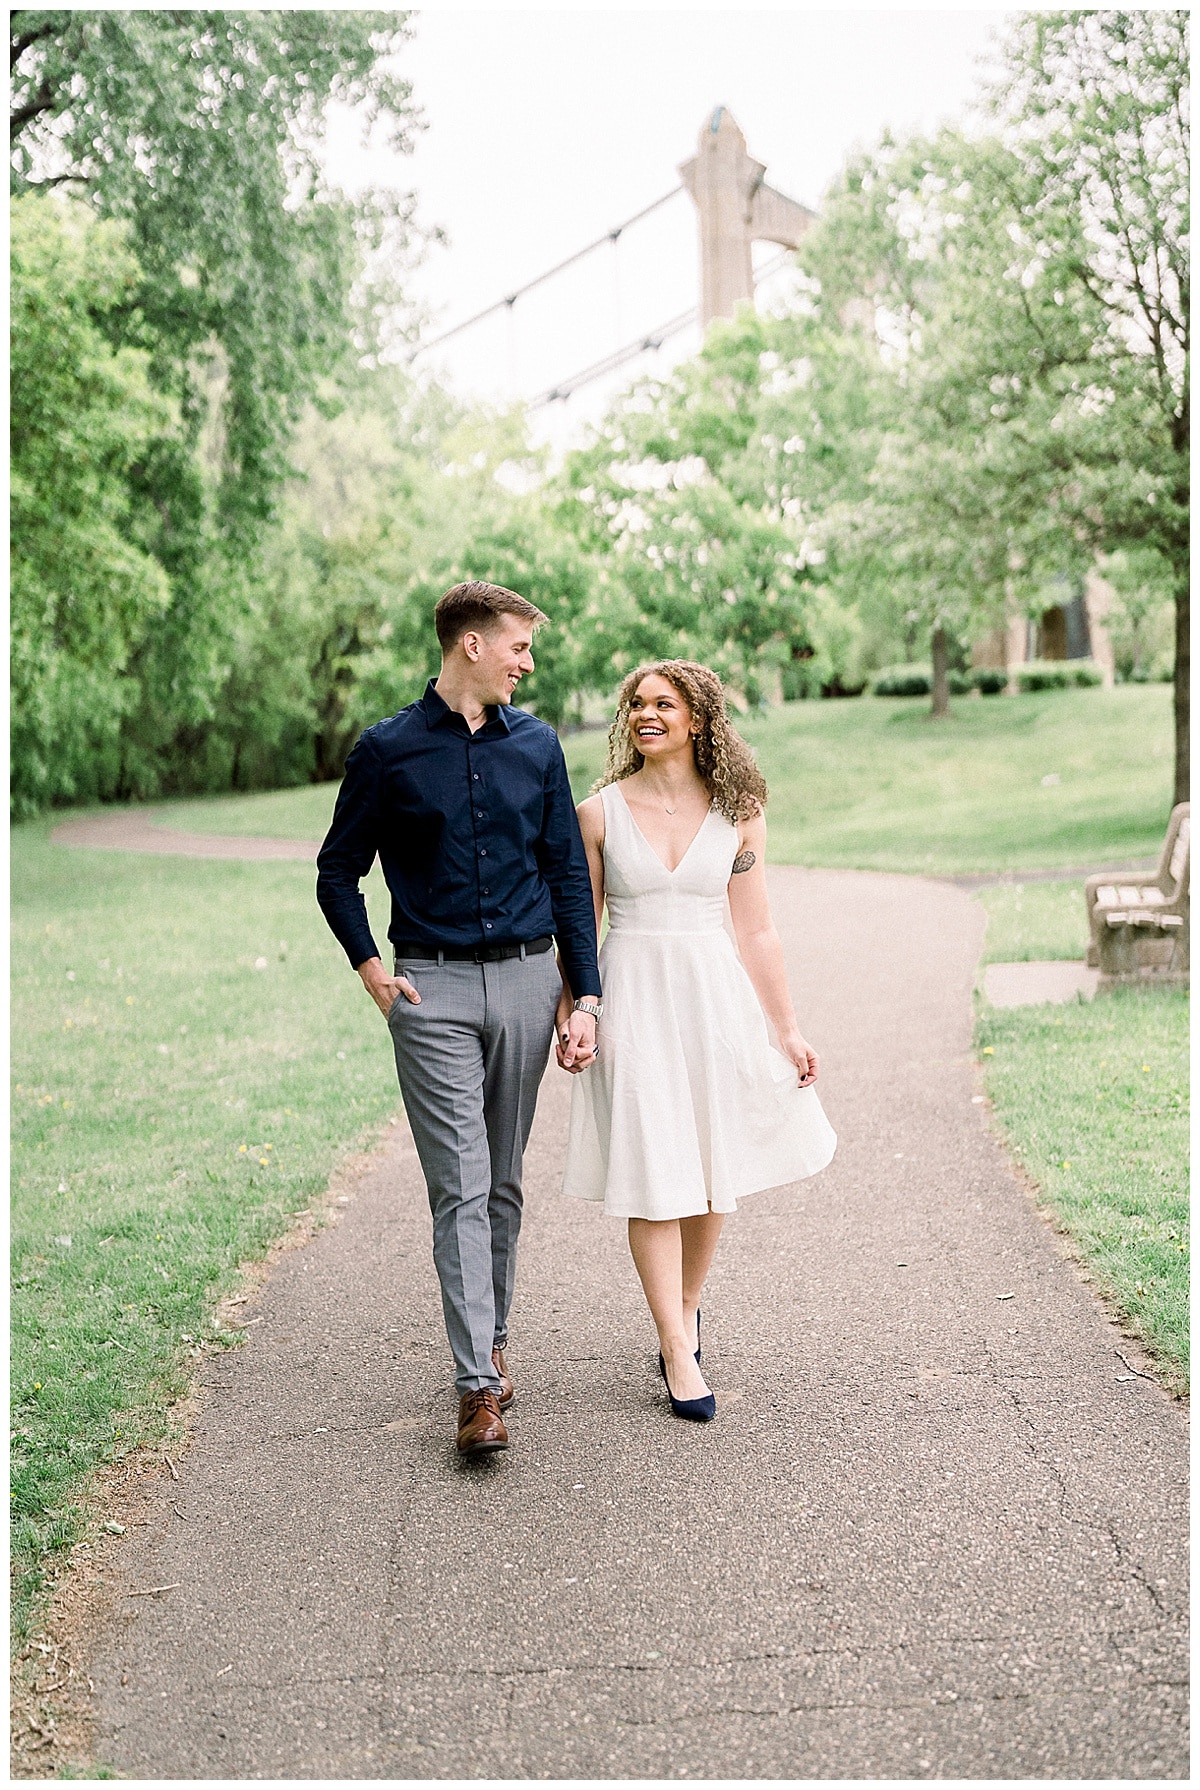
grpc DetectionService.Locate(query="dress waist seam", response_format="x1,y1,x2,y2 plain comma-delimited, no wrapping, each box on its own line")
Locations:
604,929,728,939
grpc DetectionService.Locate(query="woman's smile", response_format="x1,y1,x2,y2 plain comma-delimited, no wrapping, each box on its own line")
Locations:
628,674,694,752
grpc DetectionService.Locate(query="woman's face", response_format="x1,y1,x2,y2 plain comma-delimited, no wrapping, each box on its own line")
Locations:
628,674,695,760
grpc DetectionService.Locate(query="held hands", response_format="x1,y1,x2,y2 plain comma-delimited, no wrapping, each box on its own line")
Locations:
555,991,597,1074
779,1028,819,1089
358,956,421,1018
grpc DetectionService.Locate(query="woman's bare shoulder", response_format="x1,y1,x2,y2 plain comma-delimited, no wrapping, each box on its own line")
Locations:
576,789,607,840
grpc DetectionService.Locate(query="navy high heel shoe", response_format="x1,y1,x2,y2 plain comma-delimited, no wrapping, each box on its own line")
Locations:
657,1347,716,1423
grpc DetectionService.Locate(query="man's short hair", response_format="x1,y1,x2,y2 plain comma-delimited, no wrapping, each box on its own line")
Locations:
434,581,548,650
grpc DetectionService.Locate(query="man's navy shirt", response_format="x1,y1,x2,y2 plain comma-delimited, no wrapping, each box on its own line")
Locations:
316,681,601,999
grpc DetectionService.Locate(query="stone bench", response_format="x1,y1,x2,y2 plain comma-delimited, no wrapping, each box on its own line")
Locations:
1085,802,1189,986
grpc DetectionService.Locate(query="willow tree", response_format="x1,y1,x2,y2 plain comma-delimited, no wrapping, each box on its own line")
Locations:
10,10,422,799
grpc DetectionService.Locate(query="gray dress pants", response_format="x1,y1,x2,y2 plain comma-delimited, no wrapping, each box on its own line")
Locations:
387,949,561,1396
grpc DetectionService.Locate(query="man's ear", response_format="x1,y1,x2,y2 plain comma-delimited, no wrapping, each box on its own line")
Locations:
460,629,482,663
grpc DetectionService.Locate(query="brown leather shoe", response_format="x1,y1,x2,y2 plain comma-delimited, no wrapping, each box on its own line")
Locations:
456,1389,508,1455
492,1346,514,1409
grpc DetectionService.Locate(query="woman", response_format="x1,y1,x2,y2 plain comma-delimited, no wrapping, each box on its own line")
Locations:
559,660,836,1421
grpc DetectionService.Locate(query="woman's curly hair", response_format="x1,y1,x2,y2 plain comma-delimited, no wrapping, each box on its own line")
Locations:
594,660,768,824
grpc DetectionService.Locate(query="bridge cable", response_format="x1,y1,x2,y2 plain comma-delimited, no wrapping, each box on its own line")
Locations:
526,249,798,409
407,185,685,362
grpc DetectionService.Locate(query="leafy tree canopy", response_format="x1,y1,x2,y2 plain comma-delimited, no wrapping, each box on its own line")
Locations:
10,194,173,814
10,9,422,530
557,304,888,703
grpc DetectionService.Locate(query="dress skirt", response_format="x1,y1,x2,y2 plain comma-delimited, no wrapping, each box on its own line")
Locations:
562,924,837,1220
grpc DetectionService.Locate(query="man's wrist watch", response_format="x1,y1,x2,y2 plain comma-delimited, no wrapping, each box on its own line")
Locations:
573,997,603,1020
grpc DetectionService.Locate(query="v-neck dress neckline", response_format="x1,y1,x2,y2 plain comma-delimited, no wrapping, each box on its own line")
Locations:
614,781,713,877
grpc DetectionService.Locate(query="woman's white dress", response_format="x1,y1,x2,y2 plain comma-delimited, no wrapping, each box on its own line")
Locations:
562,781,837,1220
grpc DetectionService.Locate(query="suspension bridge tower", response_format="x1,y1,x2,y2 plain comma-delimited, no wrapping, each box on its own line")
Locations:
680,107,815,327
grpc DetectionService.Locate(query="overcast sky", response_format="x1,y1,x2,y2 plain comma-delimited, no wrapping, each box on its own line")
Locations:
323,5,1013,450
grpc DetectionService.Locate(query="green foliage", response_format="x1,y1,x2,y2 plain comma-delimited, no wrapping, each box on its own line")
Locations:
872,664,973,697
799,10,1187,743
11,9,420,528
245,374,586,773
557,307,888,704
1016,660,1104,693
1102,547,1177,683
8,10,1188,812
971,669,1009,696
871,666,931,697
10,196,173,816
9,12,423,810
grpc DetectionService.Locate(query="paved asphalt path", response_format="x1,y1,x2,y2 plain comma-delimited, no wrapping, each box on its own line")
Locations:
89,867,1187,1779
51,813,319,860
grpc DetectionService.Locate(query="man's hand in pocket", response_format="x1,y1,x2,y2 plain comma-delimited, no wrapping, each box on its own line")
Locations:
357,956,421,1018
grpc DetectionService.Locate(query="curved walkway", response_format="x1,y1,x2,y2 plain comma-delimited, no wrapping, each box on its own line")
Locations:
51,812,318,861
52,805,1159,888
81,866,1186,1779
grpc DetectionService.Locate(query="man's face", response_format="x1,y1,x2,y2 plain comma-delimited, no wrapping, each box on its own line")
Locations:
466,617,536,705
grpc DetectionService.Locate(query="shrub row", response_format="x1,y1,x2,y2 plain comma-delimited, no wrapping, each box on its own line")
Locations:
1015,659,1104,691
870,660,1104,697
872,664,999,697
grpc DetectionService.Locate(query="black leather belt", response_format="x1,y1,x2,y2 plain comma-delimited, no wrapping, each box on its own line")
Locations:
393,935,553,965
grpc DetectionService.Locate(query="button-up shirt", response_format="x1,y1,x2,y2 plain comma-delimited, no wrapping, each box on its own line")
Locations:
316,681,601,999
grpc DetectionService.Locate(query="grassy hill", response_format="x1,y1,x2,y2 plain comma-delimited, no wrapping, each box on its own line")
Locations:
145,684,1173,877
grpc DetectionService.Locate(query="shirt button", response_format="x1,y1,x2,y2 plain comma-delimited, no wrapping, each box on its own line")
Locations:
484,922,493,930
476,810,484,818
482,888,491,896
479,847,487,857
472,773,480,781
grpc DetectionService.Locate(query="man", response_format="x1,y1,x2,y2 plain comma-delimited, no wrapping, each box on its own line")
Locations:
316,582,601,1456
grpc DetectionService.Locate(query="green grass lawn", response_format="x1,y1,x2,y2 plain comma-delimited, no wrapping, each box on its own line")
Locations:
149,683,1173,877
978,988,1188,1392
974,880,1090,963
740,684,1171,872
9,825,398,1641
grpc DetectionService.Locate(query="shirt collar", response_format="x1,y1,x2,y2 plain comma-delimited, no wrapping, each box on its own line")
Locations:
421,678,513,734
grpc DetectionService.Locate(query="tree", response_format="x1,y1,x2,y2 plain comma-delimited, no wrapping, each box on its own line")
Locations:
807,132,1107,717
11,9,420,528
991,10,1189,800
556,306,886,705
805,10,1188,745
10,11,424,804
10,195,173,814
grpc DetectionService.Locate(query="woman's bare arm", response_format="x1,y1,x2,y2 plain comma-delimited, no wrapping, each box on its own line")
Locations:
726,809,818,1087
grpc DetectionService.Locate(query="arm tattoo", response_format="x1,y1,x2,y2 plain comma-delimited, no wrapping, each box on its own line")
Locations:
732,850,756,874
